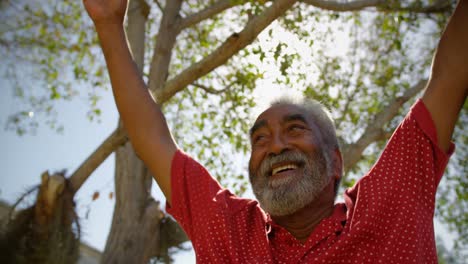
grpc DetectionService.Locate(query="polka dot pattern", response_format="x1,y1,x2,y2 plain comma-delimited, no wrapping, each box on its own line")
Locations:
166,100,454,263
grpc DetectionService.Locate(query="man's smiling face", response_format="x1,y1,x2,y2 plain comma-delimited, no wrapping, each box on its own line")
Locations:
248,103,331,216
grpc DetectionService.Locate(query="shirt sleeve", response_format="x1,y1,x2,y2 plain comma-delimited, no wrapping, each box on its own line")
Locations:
165,150,250,240
391,99,454,183
345,99,455,220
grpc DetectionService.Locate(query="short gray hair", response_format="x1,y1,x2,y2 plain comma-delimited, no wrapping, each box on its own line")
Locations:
269,95,342,194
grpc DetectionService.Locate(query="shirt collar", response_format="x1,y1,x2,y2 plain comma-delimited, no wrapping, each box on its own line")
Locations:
265,203,347,237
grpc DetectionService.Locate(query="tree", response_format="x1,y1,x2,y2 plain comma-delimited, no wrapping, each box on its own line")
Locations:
436,235,466,264
0,0,465,263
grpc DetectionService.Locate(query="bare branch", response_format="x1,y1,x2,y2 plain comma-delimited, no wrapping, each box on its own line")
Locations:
153,0,164,12
154,0,298,103
147,0,183,92
300,0,452,13
192,81,234,95
7,185,39,221
127,0,150,70
180,0,242,30
341,79,427,173
69,128,128,194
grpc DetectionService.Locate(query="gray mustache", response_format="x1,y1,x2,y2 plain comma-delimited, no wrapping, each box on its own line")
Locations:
257,151,308,178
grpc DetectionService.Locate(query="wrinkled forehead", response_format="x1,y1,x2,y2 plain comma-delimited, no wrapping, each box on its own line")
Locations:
250,103,316,134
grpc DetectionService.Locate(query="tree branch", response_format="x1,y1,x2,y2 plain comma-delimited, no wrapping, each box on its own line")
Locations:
69,128,128,194
127,0,150,71
147,0,183,92
154,0,298,103
341,79,427,173
192,81,235,95
300,0,452,13
153,0,164,12
179,0,242,30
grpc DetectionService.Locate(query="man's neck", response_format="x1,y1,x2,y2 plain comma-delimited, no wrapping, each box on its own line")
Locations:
271,181,335,243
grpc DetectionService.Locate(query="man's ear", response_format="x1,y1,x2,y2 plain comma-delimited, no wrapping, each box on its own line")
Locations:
332,148,343,192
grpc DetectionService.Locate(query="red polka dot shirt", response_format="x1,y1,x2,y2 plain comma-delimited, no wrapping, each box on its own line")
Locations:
166,100,454,263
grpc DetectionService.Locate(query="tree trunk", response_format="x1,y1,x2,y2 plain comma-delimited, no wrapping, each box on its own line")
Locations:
102,142,163,263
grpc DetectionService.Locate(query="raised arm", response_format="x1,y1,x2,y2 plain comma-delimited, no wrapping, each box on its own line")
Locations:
422,0,468,152
83,0,177,203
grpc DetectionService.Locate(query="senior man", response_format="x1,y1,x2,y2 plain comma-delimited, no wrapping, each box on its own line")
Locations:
84,0,467,262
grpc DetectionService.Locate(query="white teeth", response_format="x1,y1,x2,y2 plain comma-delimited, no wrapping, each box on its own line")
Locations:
272,164,298,175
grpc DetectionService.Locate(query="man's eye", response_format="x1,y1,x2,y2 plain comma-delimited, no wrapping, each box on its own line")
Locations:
254,135,264,141
253,135,266,143
289,124,305,131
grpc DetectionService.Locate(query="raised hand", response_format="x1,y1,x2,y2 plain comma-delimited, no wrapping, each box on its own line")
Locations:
83,0,128,26
82,0,177,204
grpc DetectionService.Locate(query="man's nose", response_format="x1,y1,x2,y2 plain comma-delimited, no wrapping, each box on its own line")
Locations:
268,133,289,155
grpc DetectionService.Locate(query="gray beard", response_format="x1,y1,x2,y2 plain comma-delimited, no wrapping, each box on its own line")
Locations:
249,150,330,216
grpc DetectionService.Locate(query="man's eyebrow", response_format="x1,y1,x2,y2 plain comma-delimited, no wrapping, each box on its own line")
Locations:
249,120,267,136
249,114,308,136
284,114,308,124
